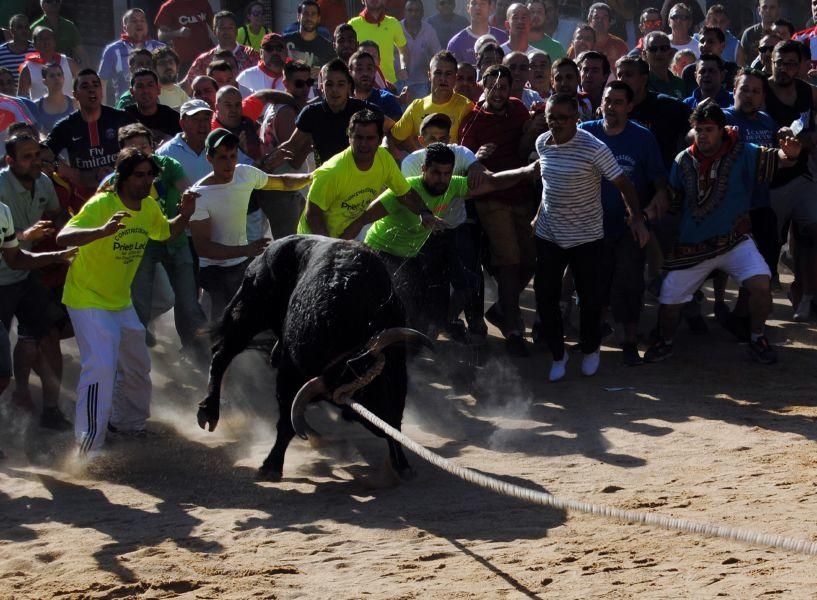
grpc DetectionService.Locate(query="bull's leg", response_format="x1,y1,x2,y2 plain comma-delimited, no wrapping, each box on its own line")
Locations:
386,438,415,481
257,362,300,481
198,295,267,431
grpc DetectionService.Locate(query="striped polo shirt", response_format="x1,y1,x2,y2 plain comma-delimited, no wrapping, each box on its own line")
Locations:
534,127,623,249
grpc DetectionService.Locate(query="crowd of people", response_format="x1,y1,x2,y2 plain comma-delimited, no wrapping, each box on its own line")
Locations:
2,0,817,457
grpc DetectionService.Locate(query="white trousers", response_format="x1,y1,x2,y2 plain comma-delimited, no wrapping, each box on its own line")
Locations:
67,306,152,453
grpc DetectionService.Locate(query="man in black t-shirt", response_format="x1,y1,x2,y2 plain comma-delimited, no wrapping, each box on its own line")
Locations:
615,56,691,170
279,59,384,167
284,1,338,79
124,69,182,145
46,68,137,200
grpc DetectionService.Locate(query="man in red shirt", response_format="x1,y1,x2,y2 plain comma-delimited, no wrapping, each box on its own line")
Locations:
155,0,215,74
459,64,540,356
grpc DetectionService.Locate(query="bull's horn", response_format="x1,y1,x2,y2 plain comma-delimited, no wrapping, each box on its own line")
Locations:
291,376,327,440
365,327,434,355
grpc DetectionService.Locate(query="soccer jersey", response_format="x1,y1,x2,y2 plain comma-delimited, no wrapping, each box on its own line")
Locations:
365,175,469,257
46,106,137,174
62,191,171,310
391,92,474,144
297,146,410,238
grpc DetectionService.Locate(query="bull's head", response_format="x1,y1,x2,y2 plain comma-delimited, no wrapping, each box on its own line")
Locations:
290,327,433,440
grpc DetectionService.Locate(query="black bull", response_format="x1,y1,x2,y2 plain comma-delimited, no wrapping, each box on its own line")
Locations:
197,236,431,481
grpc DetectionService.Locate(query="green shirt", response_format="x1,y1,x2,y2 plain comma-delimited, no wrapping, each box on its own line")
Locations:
365,175,469,258
31,16,81,58
530,34,566,60
648,70,686,100
115,90,135,110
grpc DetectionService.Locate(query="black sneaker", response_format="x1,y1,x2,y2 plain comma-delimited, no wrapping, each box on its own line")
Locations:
621,342,643,366
748,336,777,364
644,339,674,363
40,407,72,431
505,334,529,357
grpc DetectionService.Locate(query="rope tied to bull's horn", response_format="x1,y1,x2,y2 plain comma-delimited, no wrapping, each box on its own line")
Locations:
332,353,386,403
343,400,817,557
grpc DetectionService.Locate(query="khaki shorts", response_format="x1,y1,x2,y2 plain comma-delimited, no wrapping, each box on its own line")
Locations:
476,199,536,267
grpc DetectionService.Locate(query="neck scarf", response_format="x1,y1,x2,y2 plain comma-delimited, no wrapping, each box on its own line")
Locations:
690,125,738,204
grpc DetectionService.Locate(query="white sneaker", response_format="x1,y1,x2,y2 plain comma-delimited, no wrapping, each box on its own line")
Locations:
793,297,812,322
549,354,569,382
581,350,600,376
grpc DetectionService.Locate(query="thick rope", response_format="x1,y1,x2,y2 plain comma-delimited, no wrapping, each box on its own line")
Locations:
348,401,817,556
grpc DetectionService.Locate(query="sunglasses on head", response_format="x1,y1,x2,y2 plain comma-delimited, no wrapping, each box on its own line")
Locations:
293,78,315,88
647,44,672,52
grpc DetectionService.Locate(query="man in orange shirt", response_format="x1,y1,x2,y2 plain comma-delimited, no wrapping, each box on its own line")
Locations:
570,2,628,65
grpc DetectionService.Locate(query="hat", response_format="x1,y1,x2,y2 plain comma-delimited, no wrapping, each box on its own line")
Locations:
180,98,213,117
205,128,239,153
261,32,285,49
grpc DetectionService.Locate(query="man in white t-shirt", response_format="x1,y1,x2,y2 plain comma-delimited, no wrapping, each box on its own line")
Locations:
189,128,312,320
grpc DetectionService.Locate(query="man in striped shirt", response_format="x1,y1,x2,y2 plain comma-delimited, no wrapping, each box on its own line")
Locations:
531,93,648,382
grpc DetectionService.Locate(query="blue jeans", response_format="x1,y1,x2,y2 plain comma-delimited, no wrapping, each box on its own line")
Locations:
131,241,206,348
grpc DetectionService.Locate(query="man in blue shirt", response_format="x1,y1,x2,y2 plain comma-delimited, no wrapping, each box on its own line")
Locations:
719,68,781,338
349,49,403,121
580,81,668,366
683,54,734,109
645,102,801,366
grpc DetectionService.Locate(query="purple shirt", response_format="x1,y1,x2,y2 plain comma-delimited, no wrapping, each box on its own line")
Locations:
446,26,508,66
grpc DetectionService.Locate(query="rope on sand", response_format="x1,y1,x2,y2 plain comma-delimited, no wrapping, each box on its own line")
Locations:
347,401,817,556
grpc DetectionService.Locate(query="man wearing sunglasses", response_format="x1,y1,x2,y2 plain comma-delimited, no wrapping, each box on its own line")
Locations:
668,3,699,58
237,32,288,93
738,0,780,67
631,7,663,56
643,30,686,100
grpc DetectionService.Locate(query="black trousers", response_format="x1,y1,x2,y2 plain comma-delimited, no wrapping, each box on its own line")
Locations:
534,237,603,359
600,233,646,325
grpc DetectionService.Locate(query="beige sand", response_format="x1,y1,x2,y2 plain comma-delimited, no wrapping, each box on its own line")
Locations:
1,281,817,599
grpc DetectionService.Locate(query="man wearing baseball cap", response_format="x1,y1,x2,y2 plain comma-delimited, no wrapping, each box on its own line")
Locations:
189,128,313,320
237,32,289,93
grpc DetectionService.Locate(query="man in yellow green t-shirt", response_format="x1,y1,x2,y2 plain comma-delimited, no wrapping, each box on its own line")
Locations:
56,147,198,456
342,142,532,336
348,0,409,84
388,50,475,152
297,109,435,238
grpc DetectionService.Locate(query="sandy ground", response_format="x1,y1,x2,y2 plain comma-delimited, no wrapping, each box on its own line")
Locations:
1,276,817,599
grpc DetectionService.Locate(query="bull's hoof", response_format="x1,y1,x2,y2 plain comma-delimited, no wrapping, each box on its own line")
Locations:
256,466,283,482
196,405,220,432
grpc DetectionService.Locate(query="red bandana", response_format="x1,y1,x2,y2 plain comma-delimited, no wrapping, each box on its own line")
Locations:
22,52,45,68
360,8,386,24
257,60,282,79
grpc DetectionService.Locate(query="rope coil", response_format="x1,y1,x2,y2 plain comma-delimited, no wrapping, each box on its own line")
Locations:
348,401,817,556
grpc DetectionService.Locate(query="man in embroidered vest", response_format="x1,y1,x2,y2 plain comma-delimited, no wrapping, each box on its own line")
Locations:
645,102,801,366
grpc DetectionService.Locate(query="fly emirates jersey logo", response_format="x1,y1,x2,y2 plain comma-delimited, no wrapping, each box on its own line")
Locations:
111,226,149,265
178,12,209,26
